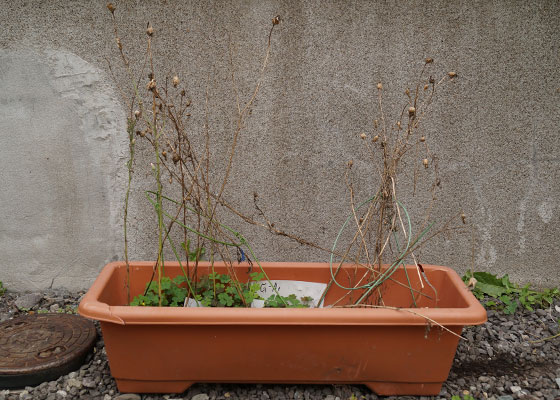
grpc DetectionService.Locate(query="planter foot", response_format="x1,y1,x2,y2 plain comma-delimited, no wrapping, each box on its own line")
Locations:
365,382,443,396
116,379,194,394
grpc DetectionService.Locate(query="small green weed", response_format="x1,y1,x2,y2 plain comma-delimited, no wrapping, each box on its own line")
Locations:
131,275,190,307
192,272,264,307
451,395,474,400
0,281,5,296
264,294,313,308
463,271,560,314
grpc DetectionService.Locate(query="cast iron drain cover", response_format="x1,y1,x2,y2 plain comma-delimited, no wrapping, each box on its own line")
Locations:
0,313,97,389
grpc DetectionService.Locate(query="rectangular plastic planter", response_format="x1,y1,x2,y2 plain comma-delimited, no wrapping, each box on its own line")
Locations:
78,261,486,396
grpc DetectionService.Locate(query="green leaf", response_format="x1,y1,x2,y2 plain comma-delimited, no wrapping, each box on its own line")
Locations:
250,272,265,281
501,274,514,289
473,272,503,286
218,292,234,307
475,282,507,297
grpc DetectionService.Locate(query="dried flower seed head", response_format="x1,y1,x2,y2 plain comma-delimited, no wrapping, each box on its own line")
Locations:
169,177,172,184
161,150,167,160
420,135,425,142
347,160,353,168
134,110,141,119
135,130,141,136
396,121,401,130
373,119,378,129
422,158,429,168
360,132,367,140
146,26,154,37
425,57,433,64
405,88,410,96
172,76,179,87
408,106,416,116
423,84,429,91
429,76,435,84
448,71,457,78
106,3,116,13
377,82,383,90
272,15,281,25
131,138,136,145
372,135,379,142
116,38,122,51
181,89,186,97
461,212,466,224
147,79,156,91
172,152,180,163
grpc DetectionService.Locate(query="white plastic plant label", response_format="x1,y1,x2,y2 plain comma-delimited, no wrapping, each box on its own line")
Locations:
255,280,327,308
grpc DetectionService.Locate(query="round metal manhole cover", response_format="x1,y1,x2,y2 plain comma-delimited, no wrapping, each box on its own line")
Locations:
0,313,97,389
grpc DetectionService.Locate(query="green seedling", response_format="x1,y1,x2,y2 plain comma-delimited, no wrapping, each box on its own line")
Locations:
131,271,315,308
132,272,266,308
264,294,312,308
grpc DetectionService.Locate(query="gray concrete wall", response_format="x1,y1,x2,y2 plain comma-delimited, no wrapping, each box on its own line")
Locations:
0,0,558,291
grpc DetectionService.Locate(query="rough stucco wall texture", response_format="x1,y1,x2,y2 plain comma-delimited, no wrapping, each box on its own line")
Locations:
0,1,558,290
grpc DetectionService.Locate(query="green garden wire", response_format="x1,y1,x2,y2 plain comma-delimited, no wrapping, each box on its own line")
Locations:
323,193,433,307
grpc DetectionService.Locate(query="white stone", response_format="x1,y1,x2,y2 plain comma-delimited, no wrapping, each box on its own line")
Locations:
114,394,141,400
191,394,209,400
509,386,521,393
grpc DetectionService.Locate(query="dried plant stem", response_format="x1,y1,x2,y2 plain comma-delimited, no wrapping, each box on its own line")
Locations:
123,118,135,303
338,304,466,340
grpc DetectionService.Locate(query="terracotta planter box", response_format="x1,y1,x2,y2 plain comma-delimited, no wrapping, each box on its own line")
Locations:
78,261,486,396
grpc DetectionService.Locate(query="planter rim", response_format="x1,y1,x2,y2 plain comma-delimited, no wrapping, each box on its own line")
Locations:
78,261,487,327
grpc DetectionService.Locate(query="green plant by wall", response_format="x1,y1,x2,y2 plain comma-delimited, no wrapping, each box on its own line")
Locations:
0,281,5,296
463,271,560,314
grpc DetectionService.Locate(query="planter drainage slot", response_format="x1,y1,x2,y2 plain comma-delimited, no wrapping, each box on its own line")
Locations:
0,313,97,389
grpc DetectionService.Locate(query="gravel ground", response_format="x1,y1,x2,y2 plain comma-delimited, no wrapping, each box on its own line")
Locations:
0,290,559,400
